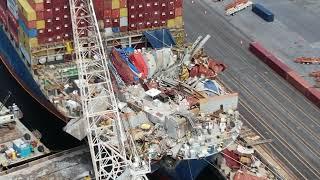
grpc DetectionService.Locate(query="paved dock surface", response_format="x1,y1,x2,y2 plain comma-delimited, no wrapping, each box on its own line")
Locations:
184,0,320,179
1,146,92,179
206,0,320,86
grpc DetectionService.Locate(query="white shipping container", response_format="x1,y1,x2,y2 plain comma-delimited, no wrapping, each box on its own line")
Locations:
104,28,113,37
47,56,55,62
55,54,63,61
7,0,18,19
120,17,128,27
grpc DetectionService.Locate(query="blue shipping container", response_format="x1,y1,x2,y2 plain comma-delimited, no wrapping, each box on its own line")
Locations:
252,4,274,22
18,18,38,38
112,27,120,33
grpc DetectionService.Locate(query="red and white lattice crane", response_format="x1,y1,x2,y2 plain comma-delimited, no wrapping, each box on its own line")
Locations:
69,0,150,179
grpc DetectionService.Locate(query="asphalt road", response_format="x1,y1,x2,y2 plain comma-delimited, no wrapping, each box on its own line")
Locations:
183,0,320,179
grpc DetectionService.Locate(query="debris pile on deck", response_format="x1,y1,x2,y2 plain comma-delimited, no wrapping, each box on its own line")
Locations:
105,42,242,162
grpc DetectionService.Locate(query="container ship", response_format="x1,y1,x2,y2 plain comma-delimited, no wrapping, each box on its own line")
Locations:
0,0,242,179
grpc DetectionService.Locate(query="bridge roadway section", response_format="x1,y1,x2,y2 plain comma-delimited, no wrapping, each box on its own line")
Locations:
184,1,320,179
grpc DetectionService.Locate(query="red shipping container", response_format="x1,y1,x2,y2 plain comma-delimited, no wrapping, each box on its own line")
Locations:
104,0,112,9
175,0,183,8
127,0,135,6
95,10,104,20
128,4,135,11
62,14,71,23
112,9,120,18
153,1,160,9
104,9,112,18
129,13,137,23
104,18,112,28
287,71,311,95
52,15,63,26
44,0,53,8
0,1,6,11
160,2,167,11
120,26,127,32
93,0,104,19
160,11,167,21
52,0,67,7
63,33,72,41
136,3,144,13
152,11,160,19
249,42,271,63
145,21,152,28
112,18,120,27
145,2,153,11
306,88,320,108
120,0,127,8
128,23,137,31
45,27,54,37
137,13,144,21
8,10,18,28
62,22,71,30
28,0,44,11
55,34,64,42
175,7,182,16
38,37,47,44
93,0,104,9
160,20,166,26
137,22,145,29
0,7,7,29
152,20,160,27
168,10,175,19
168,1,175,10
37,11,45,19
44,8,53,19
144,12,152,19
265,54,292,79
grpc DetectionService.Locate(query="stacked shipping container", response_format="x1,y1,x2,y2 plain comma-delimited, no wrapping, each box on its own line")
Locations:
94,0,183,32
37,0,73,44
17,0,73,48
3,0,20,46
127,0,183,31
0,0,184,65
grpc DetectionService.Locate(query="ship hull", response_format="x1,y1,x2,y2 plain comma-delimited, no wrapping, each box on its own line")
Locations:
152,154,219,180
0,26,67,122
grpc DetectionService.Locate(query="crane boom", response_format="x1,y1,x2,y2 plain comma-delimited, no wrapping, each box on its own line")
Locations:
69,0,149,179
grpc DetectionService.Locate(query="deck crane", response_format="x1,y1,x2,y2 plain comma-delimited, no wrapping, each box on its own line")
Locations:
69,0,150,179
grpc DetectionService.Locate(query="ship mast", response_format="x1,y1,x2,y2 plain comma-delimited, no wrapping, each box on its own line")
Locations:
69,0,150,179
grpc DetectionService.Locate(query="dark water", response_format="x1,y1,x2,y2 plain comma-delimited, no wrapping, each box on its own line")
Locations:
0,62,82,150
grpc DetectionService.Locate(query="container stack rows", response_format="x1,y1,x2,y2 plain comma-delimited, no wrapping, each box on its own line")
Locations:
15,0,73,64
93,0,128,34
0,1,20,47
38,0,73,44
0,0,184,66
127,0,183,31
94,0,184,34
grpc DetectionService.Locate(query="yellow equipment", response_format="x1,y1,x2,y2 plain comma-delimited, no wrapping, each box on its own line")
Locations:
65,41,74,54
